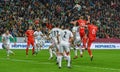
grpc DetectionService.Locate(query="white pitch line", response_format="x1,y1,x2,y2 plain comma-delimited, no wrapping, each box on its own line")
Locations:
0,58,53,65
0,58,120,71
74,65,120,71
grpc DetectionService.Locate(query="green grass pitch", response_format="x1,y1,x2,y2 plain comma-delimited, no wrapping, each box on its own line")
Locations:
0,49,120,72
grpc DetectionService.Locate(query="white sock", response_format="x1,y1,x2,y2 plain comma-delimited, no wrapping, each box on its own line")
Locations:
9,50,13,54
35,46,38,53
7,50,10,56
74,49,77,56
49,48,53,57
79,46,83,54
67,55,71,67
52,51,57,57
58,56,62,67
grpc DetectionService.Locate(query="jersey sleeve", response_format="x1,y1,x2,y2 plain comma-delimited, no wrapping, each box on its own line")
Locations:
9,34,14,39
70,31,73,37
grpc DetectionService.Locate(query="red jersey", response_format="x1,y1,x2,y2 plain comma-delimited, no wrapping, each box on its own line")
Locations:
88,24,98,39
77,19,87,33
25,30,34,41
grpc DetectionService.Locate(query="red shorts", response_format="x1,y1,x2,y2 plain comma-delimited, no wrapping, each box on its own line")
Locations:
79,32,85,39
27,40,34,46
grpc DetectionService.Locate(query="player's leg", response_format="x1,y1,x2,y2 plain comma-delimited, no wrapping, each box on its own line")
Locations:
82,34,87,49
73,43,78,59
31,41,35,55
34,40,39,54
77,39,83,57
57,43,63,68
48,45,54,60
35,43,39,54
26,41,30,55
87,38,94,61
65,44,71,68
5,44,14,57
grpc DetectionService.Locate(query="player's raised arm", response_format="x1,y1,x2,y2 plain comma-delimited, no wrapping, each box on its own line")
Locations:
70,20,77,25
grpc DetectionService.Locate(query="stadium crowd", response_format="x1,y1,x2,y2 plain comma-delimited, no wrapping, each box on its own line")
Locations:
0,0,120,38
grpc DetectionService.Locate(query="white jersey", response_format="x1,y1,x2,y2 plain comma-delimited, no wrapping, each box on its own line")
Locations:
72,26,80,38
60,29,73,43
34,31,43,41
49,28,62,43
2,34,14,44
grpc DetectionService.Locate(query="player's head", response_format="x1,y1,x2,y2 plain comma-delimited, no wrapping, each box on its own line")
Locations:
55,24,60,28
37,27,40,31
29,26,33,30
65,24,70,29
79,16,84,19
60,25,64,30
5,30,9,35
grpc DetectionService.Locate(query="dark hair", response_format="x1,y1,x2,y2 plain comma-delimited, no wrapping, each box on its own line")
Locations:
55,24,59,27
65,24,69,29
76,22,79,26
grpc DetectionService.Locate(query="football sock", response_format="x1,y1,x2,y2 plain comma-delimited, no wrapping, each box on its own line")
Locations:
49,48,53,57
52,51,57,57
26,48,28,55
67,55,71,67
32,47,35,55
58,56,62,67
88,48,92,56
83,37,87,48
74,49,77,56
79,46,83,54
7,50,10,56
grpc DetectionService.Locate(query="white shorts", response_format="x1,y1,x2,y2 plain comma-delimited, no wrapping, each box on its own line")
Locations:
35,39,45,46
51,38,59,50
59,41,70,53
74,36,81,45
2,43,10,49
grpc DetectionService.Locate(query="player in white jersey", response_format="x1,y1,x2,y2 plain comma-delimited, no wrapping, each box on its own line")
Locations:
48,25,62,60
72,22,83,59
58,25,73,68
2,30,15,57
34,27,44,54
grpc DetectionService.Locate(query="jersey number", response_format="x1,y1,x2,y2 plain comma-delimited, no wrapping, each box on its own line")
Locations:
63,31,67,38
53,31,59,36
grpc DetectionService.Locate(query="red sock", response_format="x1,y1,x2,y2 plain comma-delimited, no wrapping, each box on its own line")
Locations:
88,48,92,56
32,47,35,55
26,48,28,55
83,37,87,48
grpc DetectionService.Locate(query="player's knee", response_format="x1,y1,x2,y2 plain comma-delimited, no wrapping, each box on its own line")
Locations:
66,52,70,56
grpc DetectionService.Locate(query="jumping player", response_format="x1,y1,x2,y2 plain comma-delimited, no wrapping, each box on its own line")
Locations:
25,26,35,56
72,22,83,59
85,21,98,61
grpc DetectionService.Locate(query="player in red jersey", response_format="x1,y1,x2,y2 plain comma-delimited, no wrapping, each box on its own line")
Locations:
86,22,98,61
25,26,35,56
